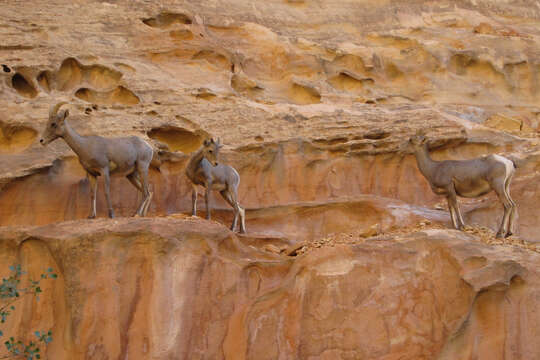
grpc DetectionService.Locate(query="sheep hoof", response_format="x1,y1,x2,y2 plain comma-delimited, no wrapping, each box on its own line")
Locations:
87,214,96,219
496,231,505,239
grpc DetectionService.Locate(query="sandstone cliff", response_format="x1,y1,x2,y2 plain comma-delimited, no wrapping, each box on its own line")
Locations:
1,217,539,359
0,0,539,359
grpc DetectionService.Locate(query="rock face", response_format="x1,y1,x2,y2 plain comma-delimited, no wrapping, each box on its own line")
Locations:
0,217,539,359
0,0,539,239
1,0,540,359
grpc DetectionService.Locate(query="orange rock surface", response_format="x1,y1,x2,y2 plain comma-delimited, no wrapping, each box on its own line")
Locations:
0,218,539,359
0,0,540,358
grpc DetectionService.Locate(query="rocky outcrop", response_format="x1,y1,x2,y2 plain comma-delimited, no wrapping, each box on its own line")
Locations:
1,1,540,358
0,217,538,359
1,140,539,241
0,0,539,240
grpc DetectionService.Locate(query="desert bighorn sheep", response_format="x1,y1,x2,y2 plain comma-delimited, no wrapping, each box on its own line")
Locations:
40,102,154,218
185,138,246,233
409,133,517,238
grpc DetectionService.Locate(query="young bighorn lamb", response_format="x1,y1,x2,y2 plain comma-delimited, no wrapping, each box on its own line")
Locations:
40,102,154,218
409,133,517,238
185,138,246,233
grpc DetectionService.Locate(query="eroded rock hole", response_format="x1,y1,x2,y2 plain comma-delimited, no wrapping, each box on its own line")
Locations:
0,123,37,153
57,57,83,91
75,86,139,106
193,88,217,100
142,12,192,28
385,63,404,80
192,50,230,70
37,70,53,92
363,130,390,140
85,65,122,90
448,54,507,89
288,83,321,105
231,74,263,99
329,72,369,93
147,126,205,153
56,58,122,92
169,29,193,40
12,73,37,98
2,64,11,73
114,63,136,74
313,136,349,146
331,54,367,74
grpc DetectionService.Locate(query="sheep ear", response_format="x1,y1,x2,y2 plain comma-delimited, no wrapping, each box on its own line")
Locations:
217,138,223,148
203,139,211,146
58,109,68,122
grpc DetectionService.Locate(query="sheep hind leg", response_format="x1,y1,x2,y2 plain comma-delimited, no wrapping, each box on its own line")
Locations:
504,173,517,237
446,197,459,230
127,172,149,217
229,187,245,234
220,190,238,232
127,172,143,216
454,202,466,230
136,163,152,217
142,191,153,216
446,186,465,230
493,178,512,238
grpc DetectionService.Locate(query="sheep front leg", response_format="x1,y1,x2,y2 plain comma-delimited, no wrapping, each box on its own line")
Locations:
446,186,465,230
102,167,115,218
446,197,458,229
191,184,198,216
87,173,98,219
205,182,212,220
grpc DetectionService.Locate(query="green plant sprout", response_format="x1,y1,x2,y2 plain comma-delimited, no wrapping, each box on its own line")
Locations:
0,265,57,359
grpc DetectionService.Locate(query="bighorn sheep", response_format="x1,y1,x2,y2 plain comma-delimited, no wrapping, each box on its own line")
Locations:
185,138,246,233
409,133,517,238
40,102,154,218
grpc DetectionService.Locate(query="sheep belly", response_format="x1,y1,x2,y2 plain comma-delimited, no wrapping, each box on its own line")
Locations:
454,179,492,198
108,160,136,176
210,183,227,191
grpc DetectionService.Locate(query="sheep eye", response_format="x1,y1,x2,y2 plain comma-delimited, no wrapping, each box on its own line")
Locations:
51,123,57,128
209,150,213,153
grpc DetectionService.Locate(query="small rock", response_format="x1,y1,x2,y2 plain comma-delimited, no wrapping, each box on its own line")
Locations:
262,244,281,254
361,223,380,238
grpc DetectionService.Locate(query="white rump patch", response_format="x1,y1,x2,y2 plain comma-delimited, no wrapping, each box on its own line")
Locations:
493,154,514,178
